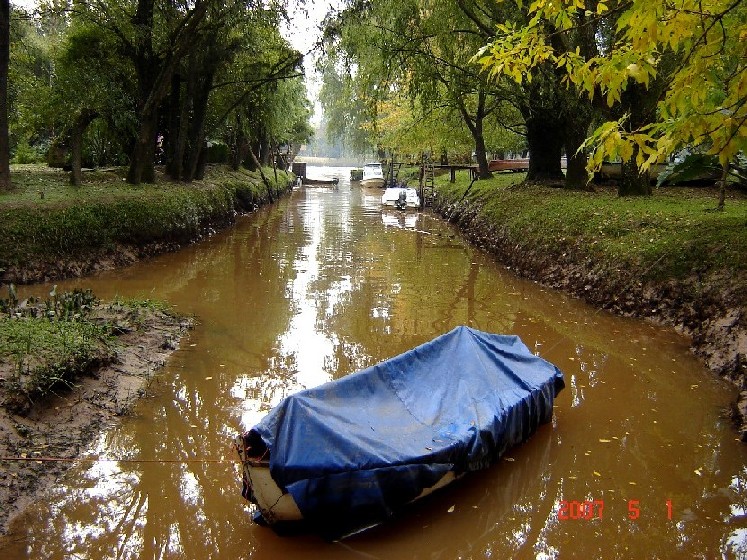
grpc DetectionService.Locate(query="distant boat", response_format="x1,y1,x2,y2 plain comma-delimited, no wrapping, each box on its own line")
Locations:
381,186,420,209
361,162,385,188
303,177,339,186
235,326,565,539
488,159,530,172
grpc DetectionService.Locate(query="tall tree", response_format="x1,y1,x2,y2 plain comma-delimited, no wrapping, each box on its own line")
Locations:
0,0,10,191
477,0,747,198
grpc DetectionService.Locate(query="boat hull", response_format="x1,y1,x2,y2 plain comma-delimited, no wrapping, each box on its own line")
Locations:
236,436,459,530
381,187,420,208
360,177,385,188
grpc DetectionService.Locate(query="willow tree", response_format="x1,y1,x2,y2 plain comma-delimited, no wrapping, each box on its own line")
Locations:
321,0,521,178
477,0,747,200
204,18,305,173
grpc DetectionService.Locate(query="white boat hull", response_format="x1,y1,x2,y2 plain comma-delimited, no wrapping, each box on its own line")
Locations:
381,187,421,209
236,433,458,526
361,163,385,189
361,177,385,188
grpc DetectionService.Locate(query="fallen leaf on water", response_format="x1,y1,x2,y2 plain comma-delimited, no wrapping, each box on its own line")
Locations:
447,505,455,513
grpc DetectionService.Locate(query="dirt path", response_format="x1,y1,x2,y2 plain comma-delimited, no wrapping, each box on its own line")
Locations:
0,305,193,535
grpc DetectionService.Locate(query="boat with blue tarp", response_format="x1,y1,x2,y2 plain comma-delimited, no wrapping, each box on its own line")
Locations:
235,326,565,538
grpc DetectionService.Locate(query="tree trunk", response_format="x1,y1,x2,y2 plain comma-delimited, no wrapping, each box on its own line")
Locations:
457,90,491,179
717,161,727,211
246,139,260,171
525,115,564,182
165,72,182,179
127,108,157,184
618,154,651,196
69,111,98,186
259,133,271,166
184,69,214,181
249,149,274,203
0,0,10,191
232,114,244,171
473,124,491,179
616,82,655,196
563,114,590,189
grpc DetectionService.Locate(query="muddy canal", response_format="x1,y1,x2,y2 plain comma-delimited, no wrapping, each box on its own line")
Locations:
2,167,745,558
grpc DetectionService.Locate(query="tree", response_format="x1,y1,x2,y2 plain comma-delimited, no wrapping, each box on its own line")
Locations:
204,17,305,173
321,0,521,177
455,0,598,187
477,0,747,199
0,0,10,190
52,21,133,184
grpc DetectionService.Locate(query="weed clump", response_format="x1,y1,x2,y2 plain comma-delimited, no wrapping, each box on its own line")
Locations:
0,286,114,414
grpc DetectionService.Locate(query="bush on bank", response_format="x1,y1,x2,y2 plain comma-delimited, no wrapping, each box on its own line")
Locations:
0,165,293,281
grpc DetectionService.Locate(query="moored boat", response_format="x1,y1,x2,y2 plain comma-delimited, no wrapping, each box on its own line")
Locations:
235,326,565,538
303,177,339,186
381,186,421,209
361,162,385,188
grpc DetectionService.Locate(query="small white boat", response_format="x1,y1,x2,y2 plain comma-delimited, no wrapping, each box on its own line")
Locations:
381,186,420,209
361,162,385,188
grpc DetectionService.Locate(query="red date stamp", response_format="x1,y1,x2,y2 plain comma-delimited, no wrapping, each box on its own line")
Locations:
557,499,673,520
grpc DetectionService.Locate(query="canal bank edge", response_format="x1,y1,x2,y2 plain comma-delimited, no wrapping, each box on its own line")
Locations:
0,166,295,285
0,303,193,537
432,186,747,441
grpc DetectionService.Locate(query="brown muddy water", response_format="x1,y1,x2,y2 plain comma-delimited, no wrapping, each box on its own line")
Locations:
2,167,746,559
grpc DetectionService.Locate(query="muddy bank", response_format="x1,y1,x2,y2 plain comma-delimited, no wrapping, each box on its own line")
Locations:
0,304,193,535
4,239,198,286
433,196,747,440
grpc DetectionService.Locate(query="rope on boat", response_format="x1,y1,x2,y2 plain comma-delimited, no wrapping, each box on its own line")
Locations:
0,455,240,464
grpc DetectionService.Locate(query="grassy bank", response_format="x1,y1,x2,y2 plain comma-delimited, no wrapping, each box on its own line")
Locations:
435,172,746,285
0,164,293,283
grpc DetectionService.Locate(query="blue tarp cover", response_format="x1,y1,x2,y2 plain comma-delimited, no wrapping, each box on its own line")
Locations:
246,326,565,534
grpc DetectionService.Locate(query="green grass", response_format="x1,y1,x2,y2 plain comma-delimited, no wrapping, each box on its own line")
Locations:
0,288,185,414
0,288,115,413
0,164,292,268
435,171,747,282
